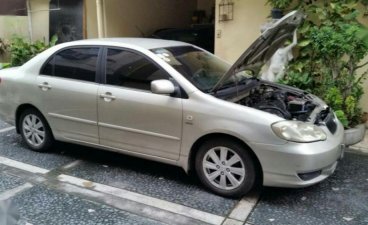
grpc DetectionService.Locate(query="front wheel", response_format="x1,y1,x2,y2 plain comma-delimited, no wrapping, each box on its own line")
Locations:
195,139,256,198
19,108,53,152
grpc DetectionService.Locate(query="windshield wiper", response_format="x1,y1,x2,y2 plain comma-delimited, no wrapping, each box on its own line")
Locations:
217,76,252,91
215,82,236,91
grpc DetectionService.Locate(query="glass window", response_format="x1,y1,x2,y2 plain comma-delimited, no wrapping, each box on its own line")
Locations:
106,49,169,91
151,46,231,92
53,47,99,82
41,57,54,76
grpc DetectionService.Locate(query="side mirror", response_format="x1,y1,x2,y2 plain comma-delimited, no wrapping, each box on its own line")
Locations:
151,79,176,95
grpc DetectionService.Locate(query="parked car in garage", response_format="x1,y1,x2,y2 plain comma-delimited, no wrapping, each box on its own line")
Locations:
0,11,344,197
151,25,214,53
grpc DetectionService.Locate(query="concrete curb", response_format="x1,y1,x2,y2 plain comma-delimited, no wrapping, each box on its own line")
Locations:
348,129,368,155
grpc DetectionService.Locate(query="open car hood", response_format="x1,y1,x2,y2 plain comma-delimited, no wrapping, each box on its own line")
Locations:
211,10,304,92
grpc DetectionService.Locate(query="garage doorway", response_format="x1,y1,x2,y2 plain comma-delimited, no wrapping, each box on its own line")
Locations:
100,0,216,52
49,0,85,43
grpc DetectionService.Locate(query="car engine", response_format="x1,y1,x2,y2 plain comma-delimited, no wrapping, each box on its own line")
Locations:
237,84,317,121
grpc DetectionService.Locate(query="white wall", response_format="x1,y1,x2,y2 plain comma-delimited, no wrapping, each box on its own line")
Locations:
0,16,29,39
214,0,270,63
0,0,49,43
29,0,49,42
85,0,98,38
357,4,368,113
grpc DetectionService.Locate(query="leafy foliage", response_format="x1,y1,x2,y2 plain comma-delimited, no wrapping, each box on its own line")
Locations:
325,87,344,110
279,71,313,92
276,0,368,128
10,35,58,67
335,110,349,127
266,0,293,10
0,63,10,69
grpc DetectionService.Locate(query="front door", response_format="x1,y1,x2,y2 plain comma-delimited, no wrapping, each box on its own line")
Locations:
97,48,183,160
37,47,101,144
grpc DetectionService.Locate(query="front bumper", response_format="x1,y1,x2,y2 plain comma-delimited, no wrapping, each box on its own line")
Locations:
249,120,345,188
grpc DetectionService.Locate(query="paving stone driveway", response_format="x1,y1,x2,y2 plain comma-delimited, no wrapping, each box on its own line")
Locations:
0,121,367,225
248,152,368,225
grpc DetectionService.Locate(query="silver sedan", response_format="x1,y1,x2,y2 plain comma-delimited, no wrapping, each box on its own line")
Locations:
0,11,344,197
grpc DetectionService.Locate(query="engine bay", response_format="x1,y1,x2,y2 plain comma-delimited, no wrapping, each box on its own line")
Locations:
235,83,317,121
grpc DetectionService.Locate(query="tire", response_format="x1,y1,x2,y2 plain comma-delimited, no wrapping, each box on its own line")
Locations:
19,108,53,152
195,138,256,198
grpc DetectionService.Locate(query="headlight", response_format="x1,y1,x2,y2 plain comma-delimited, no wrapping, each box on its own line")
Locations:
271,121,327,143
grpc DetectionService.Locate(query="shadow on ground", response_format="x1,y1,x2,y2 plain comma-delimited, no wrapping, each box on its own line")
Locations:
248,152,368,225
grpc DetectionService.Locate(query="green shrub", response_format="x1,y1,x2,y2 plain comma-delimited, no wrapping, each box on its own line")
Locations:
277,0,368,128
335,110,349,128
266,0,292,10
10,35,58,67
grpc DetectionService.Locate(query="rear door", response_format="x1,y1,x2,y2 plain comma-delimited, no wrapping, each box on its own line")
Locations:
97,48,183,160
37,47,101,144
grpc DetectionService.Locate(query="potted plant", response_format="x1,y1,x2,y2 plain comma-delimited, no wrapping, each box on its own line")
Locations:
324,87,366,146
279,1,368,145
267,0,292,19
363,112,368,123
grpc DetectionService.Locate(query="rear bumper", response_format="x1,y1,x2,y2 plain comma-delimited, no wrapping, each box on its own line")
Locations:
250,121,345,188
0,103,16,126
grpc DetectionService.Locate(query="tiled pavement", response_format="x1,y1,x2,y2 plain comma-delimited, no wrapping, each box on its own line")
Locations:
0,121,367,225
247,152,368,225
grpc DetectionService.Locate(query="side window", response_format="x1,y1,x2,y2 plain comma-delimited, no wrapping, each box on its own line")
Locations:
52,47,99,82
41,57,54,76
106,48,169,91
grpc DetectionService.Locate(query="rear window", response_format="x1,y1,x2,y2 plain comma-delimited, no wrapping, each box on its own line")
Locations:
41,47,100,82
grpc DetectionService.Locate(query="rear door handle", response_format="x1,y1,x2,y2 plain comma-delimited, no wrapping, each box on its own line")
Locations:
99,92,116,102
38,82,52,91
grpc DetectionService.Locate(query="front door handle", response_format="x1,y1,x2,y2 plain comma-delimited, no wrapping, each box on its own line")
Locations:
38,82,52,91
99,92,116,102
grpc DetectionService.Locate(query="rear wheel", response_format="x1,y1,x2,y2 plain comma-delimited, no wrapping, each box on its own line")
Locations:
195,138,256,197
19,108,53,152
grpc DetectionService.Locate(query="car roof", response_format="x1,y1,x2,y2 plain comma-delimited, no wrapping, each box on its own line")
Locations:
64,38,191,50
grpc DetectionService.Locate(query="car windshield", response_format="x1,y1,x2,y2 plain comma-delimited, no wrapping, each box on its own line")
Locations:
151,46,233,92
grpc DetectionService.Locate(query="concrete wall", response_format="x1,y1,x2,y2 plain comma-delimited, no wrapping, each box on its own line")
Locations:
357,66,368,113
0,0,49,42
103,0,197,37
214,0,270,63
29,0,49,42
85,0,98,38
0,16,28,61
0,16,29,39
357,5,368,113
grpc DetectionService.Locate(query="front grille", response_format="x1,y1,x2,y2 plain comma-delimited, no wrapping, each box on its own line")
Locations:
298,170,322,181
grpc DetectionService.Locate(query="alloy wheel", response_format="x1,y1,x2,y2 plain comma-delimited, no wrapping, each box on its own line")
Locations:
202,147,246,190
22,114,45,147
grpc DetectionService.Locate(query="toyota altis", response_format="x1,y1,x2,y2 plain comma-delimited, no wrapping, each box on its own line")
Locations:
0,11,344,197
